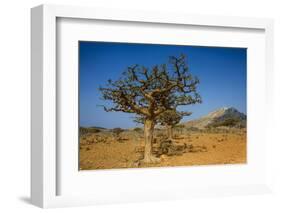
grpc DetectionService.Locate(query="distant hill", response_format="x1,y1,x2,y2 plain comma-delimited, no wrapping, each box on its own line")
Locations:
183,107,246,129
88,126,107,130
80,126,107,135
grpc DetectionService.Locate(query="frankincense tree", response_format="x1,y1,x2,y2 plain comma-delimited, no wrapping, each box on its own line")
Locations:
158,109,191,140
99,54,201,163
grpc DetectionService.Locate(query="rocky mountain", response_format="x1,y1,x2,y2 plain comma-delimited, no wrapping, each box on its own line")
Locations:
183,107,246,129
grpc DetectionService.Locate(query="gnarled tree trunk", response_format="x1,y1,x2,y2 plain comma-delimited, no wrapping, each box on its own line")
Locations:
166,125,173,140
143,119,159,163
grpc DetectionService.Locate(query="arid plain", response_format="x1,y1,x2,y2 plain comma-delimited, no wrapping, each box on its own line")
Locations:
79,107,247,170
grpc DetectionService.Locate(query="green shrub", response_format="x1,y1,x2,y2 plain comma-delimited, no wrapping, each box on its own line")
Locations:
133,127,143,133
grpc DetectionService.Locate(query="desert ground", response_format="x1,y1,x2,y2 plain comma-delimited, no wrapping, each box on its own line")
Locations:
79,127,246,170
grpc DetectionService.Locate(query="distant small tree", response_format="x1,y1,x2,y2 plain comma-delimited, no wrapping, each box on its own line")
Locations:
112,128,124,141
158,109,191,140
100,54,201,163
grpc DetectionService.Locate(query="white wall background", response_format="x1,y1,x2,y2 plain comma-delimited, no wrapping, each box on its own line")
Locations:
0,0,280,212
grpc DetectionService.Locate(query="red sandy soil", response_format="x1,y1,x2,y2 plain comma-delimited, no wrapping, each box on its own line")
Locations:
79,130,246,170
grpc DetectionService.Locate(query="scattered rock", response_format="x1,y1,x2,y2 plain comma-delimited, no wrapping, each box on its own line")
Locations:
135,146,144,153
160,154,168,161
155,140,187,156
186,144,207,153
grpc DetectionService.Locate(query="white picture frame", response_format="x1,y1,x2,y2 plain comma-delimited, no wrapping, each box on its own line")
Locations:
31,4,274,208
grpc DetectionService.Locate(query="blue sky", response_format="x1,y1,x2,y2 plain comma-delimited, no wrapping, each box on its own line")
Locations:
79,41,246,128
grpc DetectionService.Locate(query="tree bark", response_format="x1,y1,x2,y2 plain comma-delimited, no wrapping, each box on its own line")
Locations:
143,119,160,163
166,125,173,140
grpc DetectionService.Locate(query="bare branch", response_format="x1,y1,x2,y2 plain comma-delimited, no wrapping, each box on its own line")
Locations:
99,54,202,120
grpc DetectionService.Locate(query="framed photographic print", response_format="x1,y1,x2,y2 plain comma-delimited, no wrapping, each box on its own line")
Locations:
78,41,247,169
31,4,274,208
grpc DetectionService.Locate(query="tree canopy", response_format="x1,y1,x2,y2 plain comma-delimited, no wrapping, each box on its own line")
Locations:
99,54,202,120
158,109,191,127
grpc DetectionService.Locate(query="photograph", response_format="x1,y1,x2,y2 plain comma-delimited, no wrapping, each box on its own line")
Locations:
79,41,247,170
